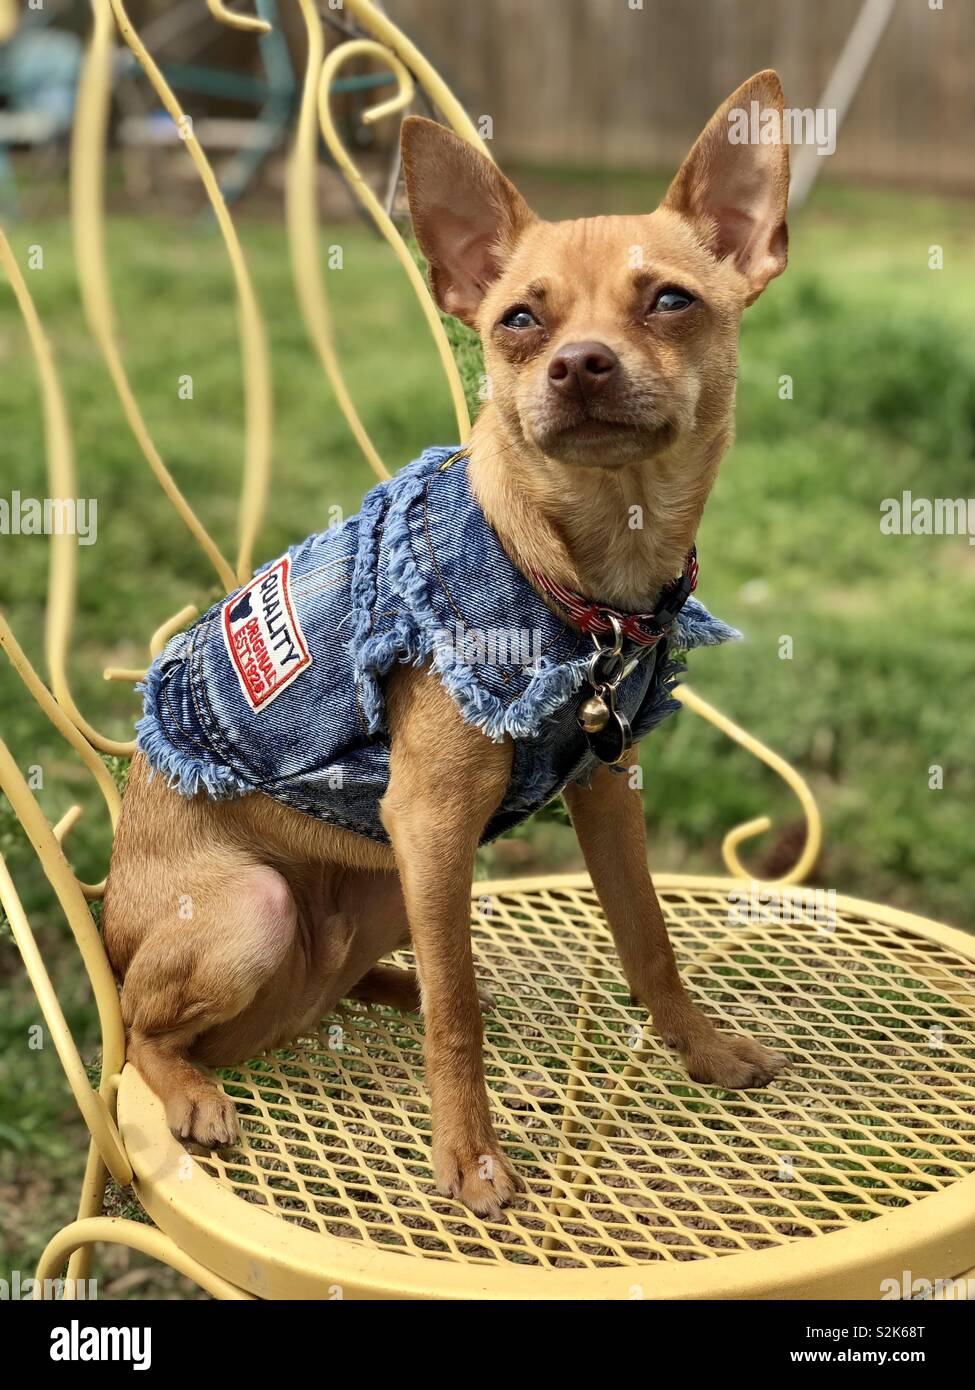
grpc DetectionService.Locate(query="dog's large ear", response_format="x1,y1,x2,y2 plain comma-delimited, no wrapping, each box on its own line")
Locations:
662,70,789,305
401,116,535,327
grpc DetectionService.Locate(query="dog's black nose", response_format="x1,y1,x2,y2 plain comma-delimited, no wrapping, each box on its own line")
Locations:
547,340,619,395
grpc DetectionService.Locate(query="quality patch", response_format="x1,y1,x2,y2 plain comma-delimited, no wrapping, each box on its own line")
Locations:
221,556,311,710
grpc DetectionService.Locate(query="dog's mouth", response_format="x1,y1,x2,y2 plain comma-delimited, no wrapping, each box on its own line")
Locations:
560,417,632,437
532,407,676,463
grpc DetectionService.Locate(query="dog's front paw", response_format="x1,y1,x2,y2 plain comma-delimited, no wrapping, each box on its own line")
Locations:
682,1032,787,1090
432,1140,524,1220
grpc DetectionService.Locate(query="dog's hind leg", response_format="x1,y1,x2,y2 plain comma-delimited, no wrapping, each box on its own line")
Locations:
351,965,496,1013
349,963,422,1011
118,861,299,1146
337,868,497,1016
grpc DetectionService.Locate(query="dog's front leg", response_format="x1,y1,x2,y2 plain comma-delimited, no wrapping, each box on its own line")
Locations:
380,666,523,1218
564,762,786,1089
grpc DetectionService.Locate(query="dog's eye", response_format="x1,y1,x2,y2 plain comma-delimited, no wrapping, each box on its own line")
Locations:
500,306,539,330
651,288,694,313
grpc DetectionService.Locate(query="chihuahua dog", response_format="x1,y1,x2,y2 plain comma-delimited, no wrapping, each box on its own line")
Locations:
103,71,790,1219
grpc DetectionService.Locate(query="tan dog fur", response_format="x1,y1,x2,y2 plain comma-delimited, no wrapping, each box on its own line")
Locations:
103,71,791,1218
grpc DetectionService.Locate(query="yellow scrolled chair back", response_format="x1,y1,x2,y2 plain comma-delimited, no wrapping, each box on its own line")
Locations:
72,0,237,593
313,36,470,450
206,0,271,35
0,736,131,1185
286,0,391,481
287,0,489,482
0,615,120,898
0,228,135,758
105,0,272,586
673,686,822,887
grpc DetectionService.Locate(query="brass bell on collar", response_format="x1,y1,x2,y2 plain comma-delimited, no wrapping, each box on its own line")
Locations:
578,693,611,733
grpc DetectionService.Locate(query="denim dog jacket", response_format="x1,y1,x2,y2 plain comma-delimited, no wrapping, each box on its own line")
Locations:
137,446,738,844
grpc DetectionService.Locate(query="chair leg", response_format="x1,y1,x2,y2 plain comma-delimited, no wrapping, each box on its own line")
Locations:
34,1217,254,1300
65,1137,110,1287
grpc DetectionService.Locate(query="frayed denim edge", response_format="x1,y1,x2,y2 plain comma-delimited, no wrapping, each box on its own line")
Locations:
348,462,592,744
347,454,741,745
134,664,251,800
677,599,741,649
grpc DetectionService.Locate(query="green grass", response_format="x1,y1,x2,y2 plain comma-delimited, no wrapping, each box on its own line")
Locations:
1,176,973,1279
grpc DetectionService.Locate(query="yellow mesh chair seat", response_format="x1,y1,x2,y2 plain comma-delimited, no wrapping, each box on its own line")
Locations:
114,875,975,1299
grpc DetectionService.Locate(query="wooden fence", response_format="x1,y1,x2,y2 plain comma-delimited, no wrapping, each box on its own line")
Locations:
387,0,975,192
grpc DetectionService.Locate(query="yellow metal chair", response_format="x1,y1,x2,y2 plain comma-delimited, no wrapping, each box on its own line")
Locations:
3,0,975,1300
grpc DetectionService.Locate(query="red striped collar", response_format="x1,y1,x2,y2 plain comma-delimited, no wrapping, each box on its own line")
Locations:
531,548,699,647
